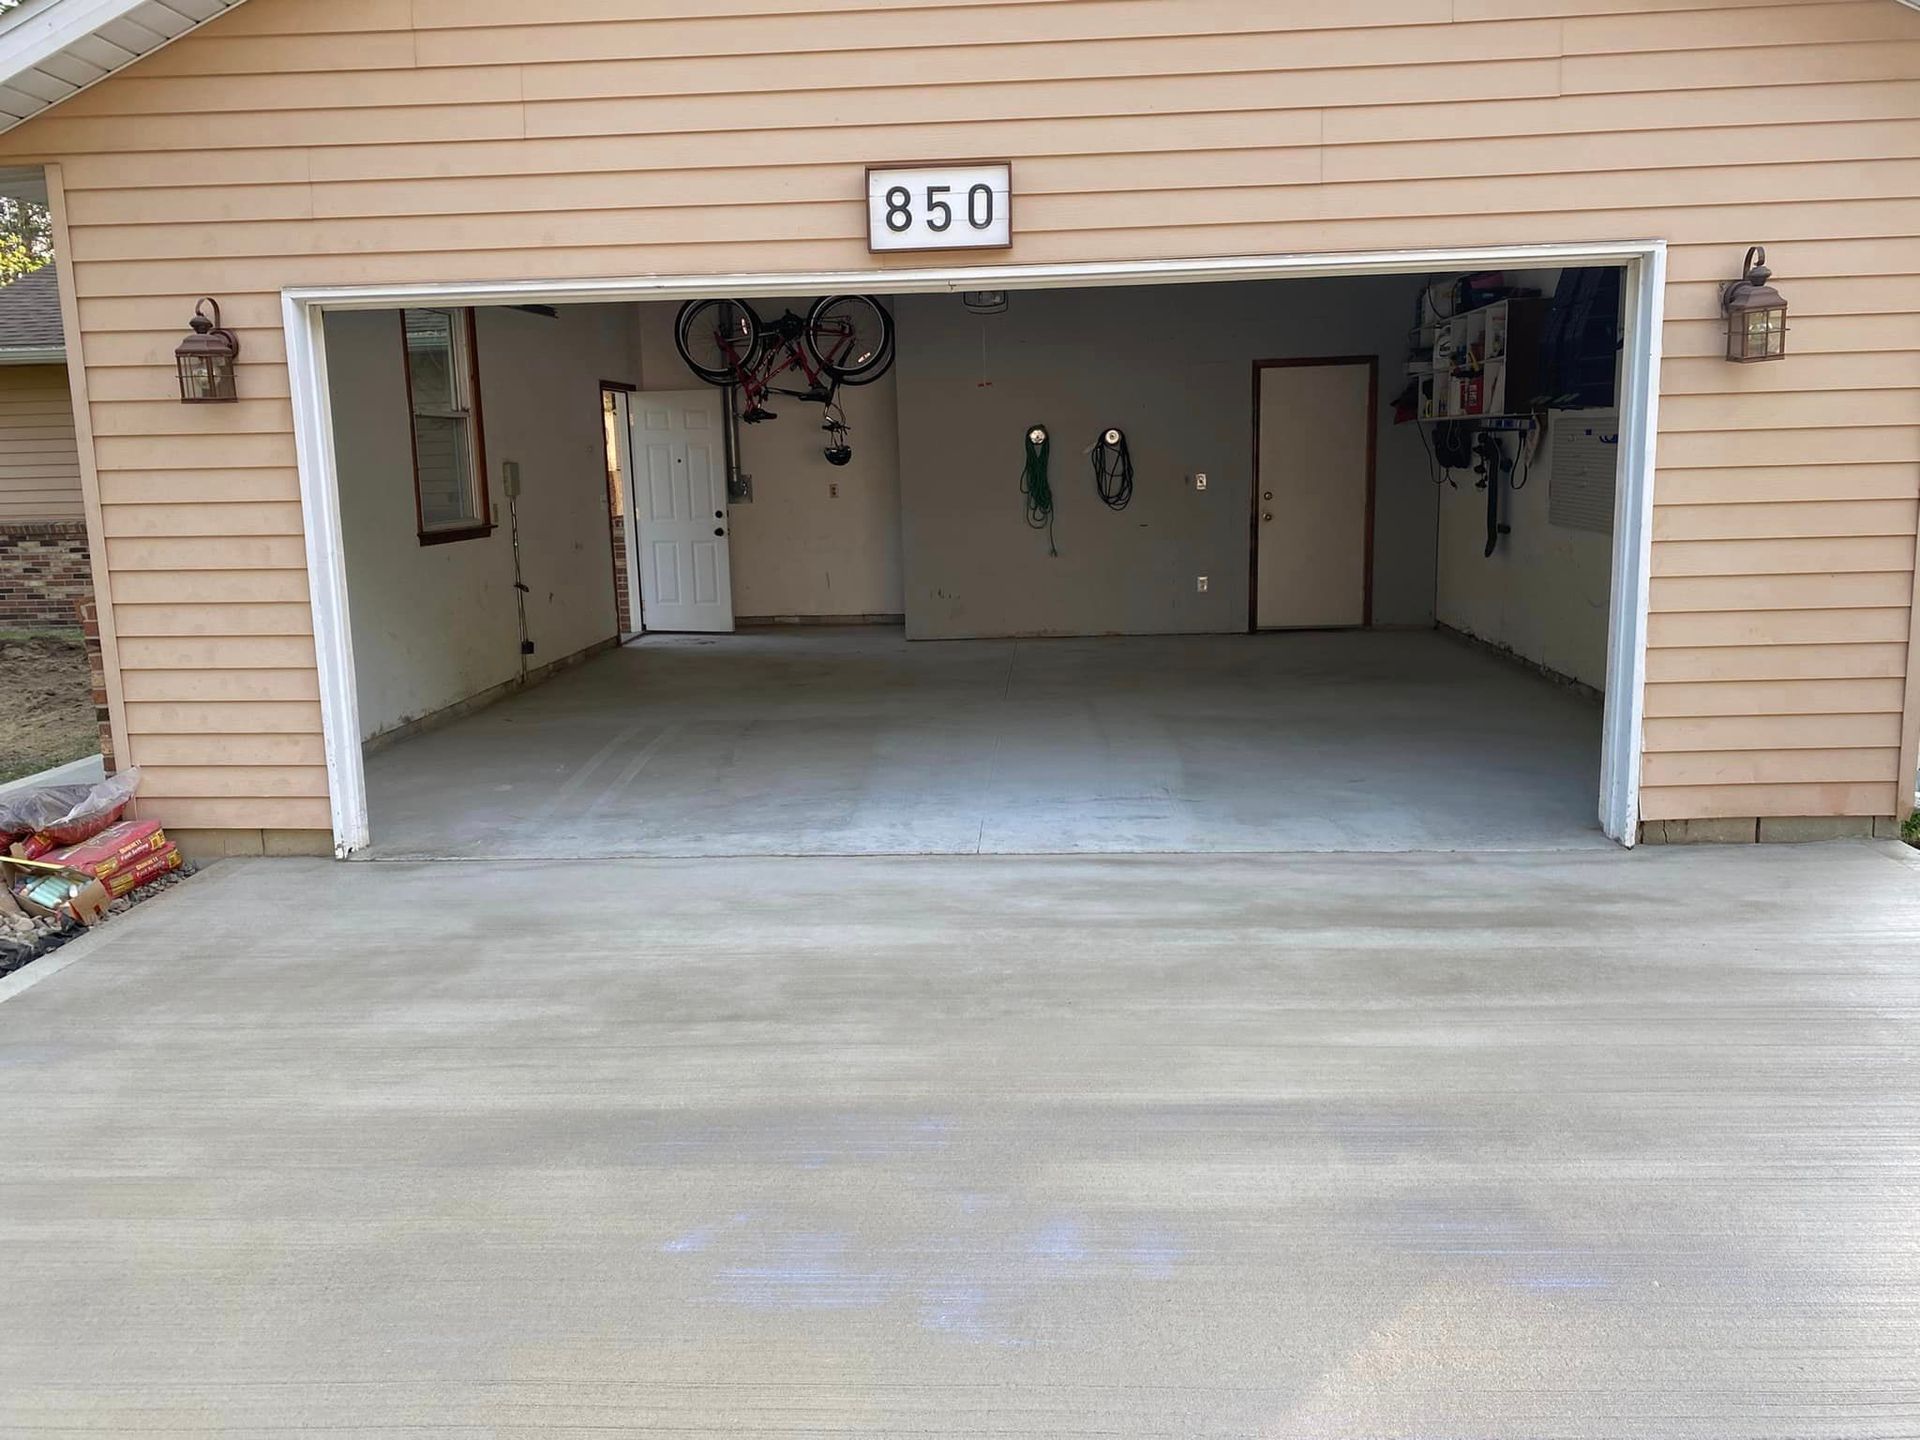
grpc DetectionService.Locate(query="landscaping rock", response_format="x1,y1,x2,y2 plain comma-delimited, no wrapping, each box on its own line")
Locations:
0,859,197,980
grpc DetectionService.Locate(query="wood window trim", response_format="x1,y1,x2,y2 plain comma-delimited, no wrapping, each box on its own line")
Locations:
400,307,494,547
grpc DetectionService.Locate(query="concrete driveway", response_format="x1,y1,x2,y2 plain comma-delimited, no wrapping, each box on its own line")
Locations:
2,843,1918,1436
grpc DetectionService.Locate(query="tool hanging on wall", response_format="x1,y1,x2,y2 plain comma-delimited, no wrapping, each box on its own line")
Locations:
503,460,534,672
1431,419,1474,482
1473,428,1513,558
1090,427,1134,511
1020,424,1057,557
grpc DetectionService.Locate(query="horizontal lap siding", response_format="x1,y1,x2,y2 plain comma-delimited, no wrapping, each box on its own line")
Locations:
0,0,1915,829
0,366,82,521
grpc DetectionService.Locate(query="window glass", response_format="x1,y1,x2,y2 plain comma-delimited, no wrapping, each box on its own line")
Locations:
603,390,624,518
404,309,485,536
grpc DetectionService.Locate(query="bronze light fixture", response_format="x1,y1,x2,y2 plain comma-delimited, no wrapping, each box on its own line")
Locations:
1721,246,1788,363
175,297,240,402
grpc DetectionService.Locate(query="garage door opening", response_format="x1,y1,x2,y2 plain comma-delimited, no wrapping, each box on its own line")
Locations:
291,245,1660,858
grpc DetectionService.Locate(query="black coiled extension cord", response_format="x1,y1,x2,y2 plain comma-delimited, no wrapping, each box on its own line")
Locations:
1091,427,1134,511
1021,425,1057,556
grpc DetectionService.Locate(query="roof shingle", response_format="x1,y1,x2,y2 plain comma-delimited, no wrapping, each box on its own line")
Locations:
0,266,64,354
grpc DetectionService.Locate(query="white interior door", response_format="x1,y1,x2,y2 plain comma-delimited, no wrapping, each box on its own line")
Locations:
1255,360,1373,630
631,388,733,633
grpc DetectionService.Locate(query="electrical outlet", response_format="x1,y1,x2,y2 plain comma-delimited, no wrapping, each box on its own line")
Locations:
1196,575,1209,593
829,482,839,498
1194,472,1208,491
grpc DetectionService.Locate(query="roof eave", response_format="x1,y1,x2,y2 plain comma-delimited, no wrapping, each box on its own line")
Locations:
0,0,253,138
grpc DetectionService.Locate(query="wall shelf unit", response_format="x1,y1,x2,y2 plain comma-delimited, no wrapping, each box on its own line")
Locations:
1415,296,1549,422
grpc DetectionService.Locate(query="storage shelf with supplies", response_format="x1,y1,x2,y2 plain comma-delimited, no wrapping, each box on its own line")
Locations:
1414,296,1549,422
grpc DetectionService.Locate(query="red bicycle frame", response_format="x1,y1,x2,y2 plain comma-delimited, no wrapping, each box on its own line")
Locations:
712,311,865,417
723,321,827,412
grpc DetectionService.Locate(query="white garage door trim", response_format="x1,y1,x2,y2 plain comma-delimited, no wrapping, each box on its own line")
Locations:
283,239,1666,857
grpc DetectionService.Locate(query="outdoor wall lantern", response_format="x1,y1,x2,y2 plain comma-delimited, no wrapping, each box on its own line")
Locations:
175,297,240,402
1721,246,1788,363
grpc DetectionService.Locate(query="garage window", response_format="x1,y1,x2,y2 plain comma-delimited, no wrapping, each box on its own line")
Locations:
402,308,491,544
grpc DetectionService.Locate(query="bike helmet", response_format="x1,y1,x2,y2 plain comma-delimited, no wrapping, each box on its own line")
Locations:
822,406,853,467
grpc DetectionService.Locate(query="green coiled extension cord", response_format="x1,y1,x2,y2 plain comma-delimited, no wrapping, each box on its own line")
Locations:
1020,424,1057,556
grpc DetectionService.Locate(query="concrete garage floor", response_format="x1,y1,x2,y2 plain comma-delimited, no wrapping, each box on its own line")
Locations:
361,627,1607,858
2,843,1918,1434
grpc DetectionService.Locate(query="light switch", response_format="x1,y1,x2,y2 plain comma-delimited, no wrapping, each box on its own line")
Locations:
1194,472,1208,491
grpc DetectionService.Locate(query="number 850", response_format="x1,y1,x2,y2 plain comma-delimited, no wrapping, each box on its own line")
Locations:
885,183,996,234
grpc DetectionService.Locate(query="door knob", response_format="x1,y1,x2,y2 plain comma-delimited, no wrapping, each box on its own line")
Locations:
713,527,726,536
1261,512,1274,522
714,510,724,518
1263,491,1273,501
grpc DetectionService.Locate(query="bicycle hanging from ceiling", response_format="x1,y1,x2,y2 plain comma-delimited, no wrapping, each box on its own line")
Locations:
674,295,895,464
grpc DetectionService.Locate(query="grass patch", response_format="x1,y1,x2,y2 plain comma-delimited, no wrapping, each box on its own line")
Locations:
0,631,97,786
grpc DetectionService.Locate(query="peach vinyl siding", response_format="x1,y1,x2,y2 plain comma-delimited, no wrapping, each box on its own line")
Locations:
1,0,1917,832
0,365,81,522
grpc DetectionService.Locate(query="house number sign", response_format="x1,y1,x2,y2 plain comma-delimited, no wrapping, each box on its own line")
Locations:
866,162,1013,253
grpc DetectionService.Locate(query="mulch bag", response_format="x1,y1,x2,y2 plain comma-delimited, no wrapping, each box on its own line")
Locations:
1,768,141,858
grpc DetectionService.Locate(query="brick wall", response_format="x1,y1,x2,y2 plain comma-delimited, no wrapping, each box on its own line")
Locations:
74,597,115,773
610,513,631,635
0,520,93,630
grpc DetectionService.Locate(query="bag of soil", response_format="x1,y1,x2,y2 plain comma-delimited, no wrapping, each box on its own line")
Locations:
1,768,142,856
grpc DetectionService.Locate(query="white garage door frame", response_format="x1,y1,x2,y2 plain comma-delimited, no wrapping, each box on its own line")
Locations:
283,239,1667,858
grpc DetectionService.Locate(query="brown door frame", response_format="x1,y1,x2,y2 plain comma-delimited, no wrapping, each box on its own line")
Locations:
1248,355,1379,632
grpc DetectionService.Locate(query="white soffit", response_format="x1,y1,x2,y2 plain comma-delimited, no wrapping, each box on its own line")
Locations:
0,0,250,137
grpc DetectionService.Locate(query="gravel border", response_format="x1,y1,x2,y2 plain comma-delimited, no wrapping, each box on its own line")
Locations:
0,863,198,980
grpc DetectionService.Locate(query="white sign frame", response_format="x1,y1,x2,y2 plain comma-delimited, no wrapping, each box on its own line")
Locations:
866,162,1013,254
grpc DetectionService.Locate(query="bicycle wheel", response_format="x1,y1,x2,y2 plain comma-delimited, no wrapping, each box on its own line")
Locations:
806,295,894,386
675,298,762,385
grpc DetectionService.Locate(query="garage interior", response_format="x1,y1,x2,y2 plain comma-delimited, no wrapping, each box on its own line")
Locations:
325,267,1627,858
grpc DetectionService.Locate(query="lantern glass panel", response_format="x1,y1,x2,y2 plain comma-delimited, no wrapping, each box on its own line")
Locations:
1750,306,1785,359
178,353,236,402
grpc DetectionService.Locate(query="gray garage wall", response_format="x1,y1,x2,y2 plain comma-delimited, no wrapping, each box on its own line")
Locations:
633,299,905,621
894,277,1433,640
331,304,633,739
1436,411,1616,690
1429,268,1618,691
